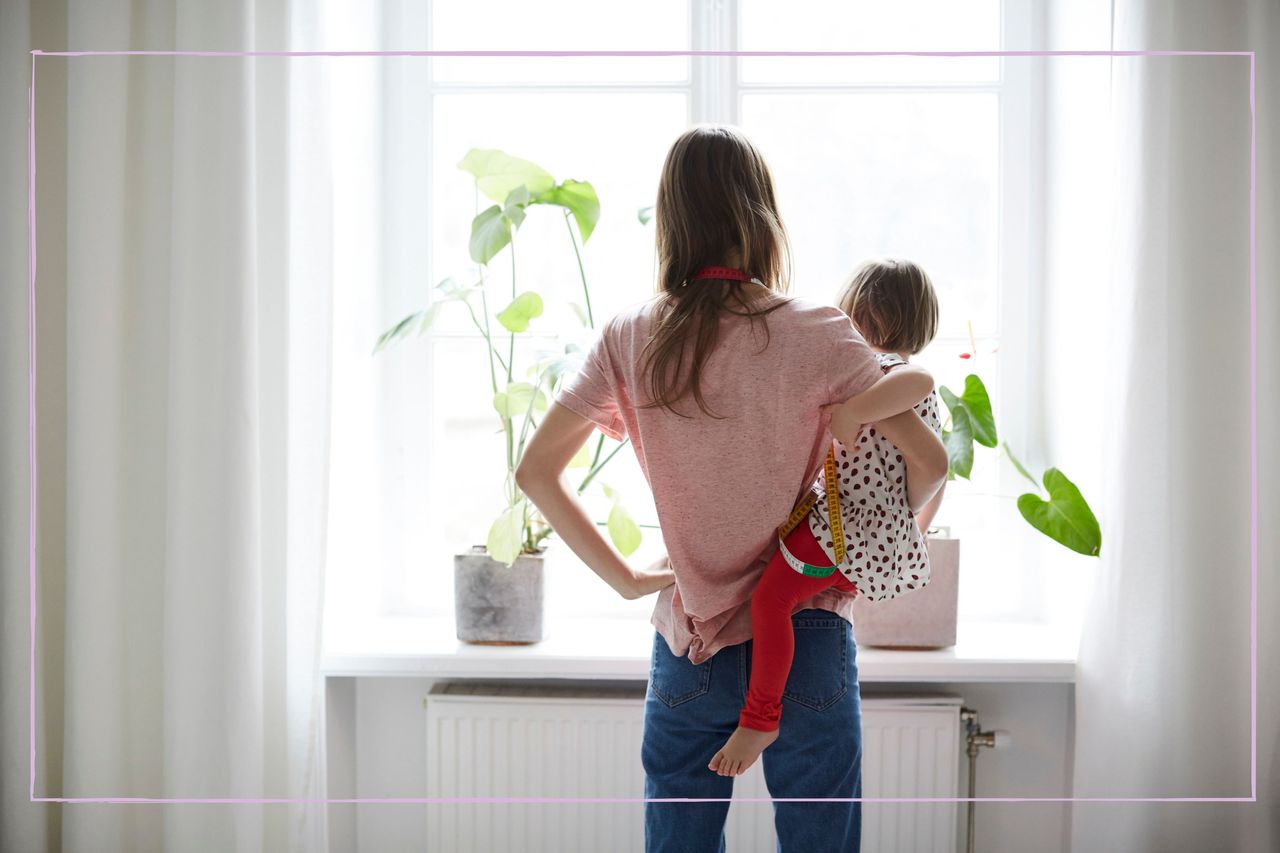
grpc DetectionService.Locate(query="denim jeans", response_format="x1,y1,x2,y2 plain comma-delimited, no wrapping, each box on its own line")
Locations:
641,609,862,853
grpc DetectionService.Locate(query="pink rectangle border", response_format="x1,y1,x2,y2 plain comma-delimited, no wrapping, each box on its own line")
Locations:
27,48,1258,806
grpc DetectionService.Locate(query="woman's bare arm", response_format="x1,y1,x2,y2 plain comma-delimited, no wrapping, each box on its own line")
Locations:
515,403,675,600
872,409,949,514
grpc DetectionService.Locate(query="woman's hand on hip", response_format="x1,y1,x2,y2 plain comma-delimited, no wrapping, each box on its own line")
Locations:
625,555,676,599
520,405,673,601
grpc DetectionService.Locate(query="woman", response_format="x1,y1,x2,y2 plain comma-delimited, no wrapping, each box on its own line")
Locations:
516,125,946,852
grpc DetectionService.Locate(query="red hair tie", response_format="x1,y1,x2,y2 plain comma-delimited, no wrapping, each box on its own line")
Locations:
691,266,755,283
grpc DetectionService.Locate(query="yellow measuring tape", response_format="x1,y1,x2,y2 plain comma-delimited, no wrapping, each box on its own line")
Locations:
777,447,846,576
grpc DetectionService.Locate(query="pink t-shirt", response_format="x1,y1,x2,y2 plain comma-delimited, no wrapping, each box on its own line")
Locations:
554,290,884,663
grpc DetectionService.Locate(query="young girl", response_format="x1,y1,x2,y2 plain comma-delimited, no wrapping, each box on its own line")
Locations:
516,126,946,852
709,258,948,776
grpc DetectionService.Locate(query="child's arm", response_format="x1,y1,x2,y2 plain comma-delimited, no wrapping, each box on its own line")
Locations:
914,483,946,533
821,365,934,448
872,409,948,514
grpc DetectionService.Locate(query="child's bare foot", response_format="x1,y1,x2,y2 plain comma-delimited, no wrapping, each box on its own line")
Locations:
708,725,779,776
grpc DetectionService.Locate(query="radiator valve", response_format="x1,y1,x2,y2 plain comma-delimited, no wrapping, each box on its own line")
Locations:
961,707,1011,757
960,707,1011,853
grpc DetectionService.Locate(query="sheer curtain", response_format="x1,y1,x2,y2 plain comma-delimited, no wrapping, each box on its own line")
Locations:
1069,0,1278,850
1,2,333,851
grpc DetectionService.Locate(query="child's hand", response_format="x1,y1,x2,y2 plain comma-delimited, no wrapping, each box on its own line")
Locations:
822,363,935,446
627,555,676,599
821,399,867,446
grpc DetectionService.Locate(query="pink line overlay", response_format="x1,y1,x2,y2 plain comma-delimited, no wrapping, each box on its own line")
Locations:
28,49,39,805
27,795,1262,805
32,48,1253,58
1248,50,1258,803
28,48,1258,806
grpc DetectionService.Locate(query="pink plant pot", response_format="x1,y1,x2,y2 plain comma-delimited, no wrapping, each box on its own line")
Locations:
849,536,960,649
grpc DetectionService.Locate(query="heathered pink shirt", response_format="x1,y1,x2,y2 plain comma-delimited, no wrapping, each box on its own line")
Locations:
554,290,884,664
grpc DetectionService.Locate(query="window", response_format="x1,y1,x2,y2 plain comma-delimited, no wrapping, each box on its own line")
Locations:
324,0,1053,631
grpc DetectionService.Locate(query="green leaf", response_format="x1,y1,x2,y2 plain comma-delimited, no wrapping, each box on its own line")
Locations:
939,385,962,416
607,501,642,557
437,277,481,300
373,311,423,353
370,277,480,350
469,205,512,265
601,483,618,502
944,407,975,479
569,302,590,327
486,504,525,566
637,205,655,225
961,374,998,448
493,382,548,418
458,149,556,203
531,348,585,386
503,185,530,229
496,291,545,333
1016,468,1102,556
417,302,444,335
536,180,600,242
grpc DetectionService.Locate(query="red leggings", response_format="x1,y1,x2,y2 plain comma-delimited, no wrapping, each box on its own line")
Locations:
740,521,857,732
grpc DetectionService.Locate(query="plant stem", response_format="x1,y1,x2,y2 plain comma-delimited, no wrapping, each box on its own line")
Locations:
1001,442,1041,491
503,238,517,499
515,378,541,462
588,433,605,471
486,294,514,492
565,211,594,328
522,498,531,550
474,185,500,396
578,439,629,493
574,432,608,494
464,297,507,381
508,237,516,384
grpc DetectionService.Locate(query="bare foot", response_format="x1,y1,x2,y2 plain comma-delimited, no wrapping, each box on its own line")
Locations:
707,725,780,776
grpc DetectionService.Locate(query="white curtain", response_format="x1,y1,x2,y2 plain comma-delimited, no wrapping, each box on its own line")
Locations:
1070,0,1278,850
1,2,333,852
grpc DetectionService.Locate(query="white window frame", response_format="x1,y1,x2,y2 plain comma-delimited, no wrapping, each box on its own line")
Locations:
366,0,1049,623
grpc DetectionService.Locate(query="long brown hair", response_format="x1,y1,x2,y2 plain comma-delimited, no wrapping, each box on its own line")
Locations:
640,125,792,418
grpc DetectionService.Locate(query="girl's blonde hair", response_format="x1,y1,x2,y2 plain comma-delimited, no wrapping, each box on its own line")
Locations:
836,259,939,356
640,125,792,417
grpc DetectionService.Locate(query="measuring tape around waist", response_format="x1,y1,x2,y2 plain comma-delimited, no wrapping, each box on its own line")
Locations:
776,447,845,577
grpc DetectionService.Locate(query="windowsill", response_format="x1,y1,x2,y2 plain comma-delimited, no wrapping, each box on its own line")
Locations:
320,613,1077,683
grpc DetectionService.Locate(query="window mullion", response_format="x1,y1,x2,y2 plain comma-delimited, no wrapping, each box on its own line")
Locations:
691,0,738,124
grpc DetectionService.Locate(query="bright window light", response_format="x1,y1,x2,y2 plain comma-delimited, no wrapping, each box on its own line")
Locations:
324,0,1049,627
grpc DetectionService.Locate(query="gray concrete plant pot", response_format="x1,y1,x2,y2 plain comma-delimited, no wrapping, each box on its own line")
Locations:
454,546,546,644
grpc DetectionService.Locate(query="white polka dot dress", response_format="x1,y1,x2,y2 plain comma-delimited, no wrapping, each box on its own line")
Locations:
806,353,944,601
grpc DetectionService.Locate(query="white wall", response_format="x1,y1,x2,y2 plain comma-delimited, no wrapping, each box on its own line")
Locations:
326,677,1074,853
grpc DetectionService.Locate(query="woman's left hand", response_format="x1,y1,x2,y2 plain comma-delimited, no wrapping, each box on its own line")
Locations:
626,555,676,599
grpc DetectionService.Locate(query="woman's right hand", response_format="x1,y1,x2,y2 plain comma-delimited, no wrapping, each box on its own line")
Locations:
626,555,676,599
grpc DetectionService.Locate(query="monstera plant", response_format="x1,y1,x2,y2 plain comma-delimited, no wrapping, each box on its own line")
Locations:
375,149,641,568
940,364,1101,557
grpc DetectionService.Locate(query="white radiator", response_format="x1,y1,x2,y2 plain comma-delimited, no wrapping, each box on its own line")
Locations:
425,684,961,853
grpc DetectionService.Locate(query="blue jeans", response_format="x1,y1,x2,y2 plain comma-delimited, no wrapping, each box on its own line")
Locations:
642,609,862,852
